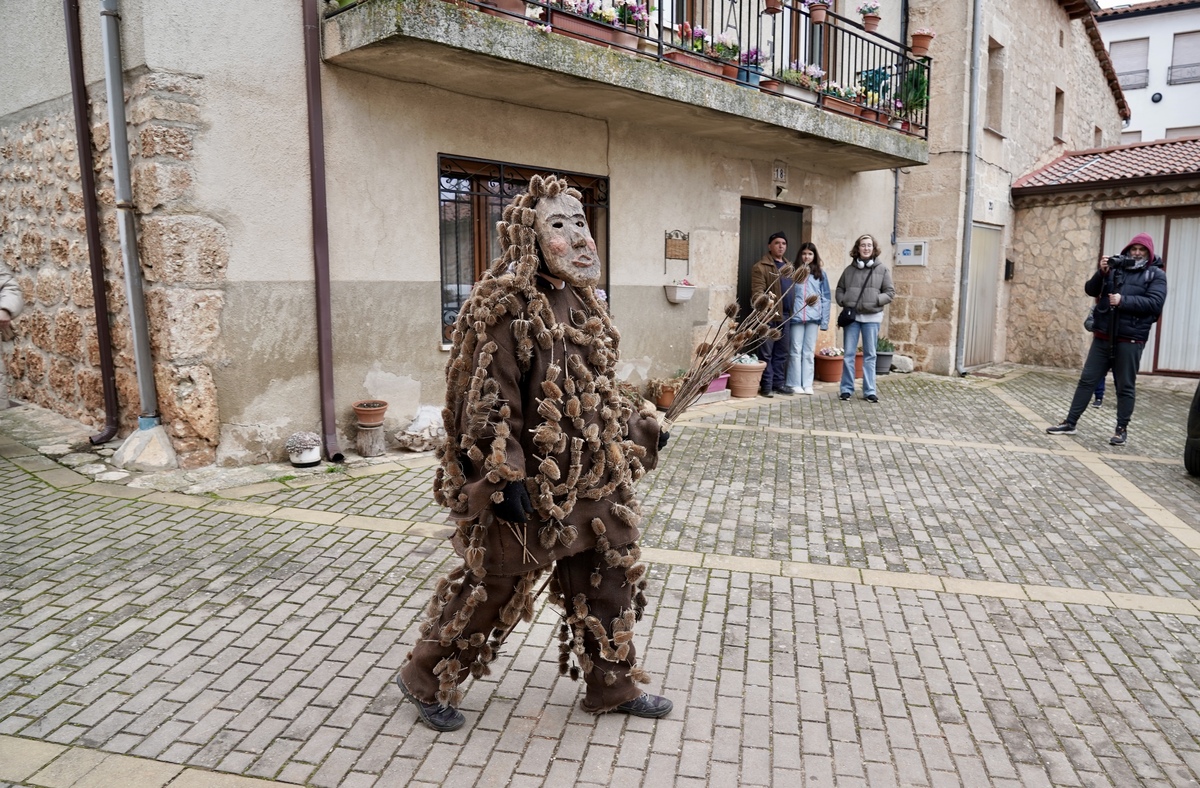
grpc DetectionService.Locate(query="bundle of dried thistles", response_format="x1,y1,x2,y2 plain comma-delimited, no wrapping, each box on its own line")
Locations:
660,265,796,430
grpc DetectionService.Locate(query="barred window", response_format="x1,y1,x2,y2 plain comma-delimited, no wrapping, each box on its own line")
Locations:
437,156,609,343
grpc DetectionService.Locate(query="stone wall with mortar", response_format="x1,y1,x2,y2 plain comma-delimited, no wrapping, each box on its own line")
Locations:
1008,186,1200,368
892,0,1125,373
0,70,227,469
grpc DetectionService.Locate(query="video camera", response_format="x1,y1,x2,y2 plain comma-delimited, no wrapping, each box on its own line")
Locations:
1107,253,1142,271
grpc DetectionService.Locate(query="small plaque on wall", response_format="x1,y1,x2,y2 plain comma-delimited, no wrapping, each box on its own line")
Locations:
896,240,929,266
665,230,689,260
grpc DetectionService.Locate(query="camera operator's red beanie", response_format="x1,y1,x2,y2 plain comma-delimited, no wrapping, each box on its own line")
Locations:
1123,233,1155,259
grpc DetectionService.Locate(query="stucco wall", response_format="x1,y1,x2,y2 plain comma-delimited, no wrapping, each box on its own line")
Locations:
893,0,1125,374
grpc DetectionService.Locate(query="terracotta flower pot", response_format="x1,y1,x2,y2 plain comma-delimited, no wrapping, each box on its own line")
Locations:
728,361,767,397
822,95,859,116
808,2,829,24
664,49,724,76
550,10,615,46
352,399,388,426
815,354,842,383
861,13,881,33
655,388,677,409
910,33,933,58
765,0,784,14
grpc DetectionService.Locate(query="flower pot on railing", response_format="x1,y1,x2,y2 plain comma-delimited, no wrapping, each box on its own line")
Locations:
762,79,818,103
479,0,528,19
861,13,881,33
550,10,616,46
822,94,860,117
764,0,784,14
664,49,724,76
910,32,934,57
808,2,830,24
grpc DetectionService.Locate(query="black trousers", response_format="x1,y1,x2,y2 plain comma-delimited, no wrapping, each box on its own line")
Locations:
757,321,790,391
1066,337,1144,429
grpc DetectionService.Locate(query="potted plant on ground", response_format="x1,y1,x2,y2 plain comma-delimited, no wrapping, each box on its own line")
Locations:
762,63,824,103
727,353,767,398
352,399,388,426
285,431,322,468
876,336,895,375
646,370,687,409
857,1,881,32
815,346,844,383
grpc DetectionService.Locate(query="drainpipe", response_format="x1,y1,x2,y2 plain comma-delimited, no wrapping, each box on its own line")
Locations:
99,0,159,427
954,0,984,376
302,0,344,463
64,0,120,444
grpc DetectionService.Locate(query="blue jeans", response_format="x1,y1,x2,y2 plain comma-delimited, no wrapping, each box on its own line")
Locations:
841,321,879,397
786,322,820,390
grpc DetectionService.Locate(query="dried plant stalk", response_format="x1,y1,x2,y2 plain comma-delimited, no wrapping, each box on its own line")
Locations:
660,271,795,430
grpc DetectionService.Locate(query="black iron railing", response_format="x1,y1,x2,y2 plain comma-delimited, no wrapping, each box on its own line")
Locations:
328,0,932,138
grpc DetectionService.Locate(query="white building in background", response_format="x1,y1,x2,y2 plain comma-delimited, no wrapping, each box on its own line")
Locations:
1097,0,1200,142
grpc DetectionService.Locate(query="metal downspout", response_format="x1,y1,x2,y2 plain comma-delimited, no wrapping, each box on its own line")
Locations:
954,0,984,376
64,0,120,444
99,0,159,427
302,0,344,463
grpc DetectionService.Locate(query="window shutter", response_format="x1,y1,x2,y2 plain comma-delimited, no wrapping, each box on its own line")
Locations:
1173,31,1200,66
1110,38,1149,72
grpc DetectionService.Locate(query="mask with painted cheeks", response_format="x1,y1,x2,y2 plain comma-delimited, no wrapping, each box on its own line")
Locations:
533,193,600,287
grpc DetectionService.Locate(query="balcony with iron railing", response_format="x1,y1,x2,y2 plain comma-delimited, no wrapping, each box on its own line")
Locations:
1117,69,1149,90
1168,62,1200,85
323,0,930,171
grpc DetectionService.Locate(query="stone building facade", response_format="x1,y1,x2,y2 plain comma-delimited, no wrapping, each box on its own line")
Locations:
891,0,1127,373
0,70,227,468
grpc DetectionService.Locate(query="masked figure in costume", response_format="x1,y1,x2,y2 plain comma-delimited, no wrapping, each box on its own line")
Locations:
396,174,672,731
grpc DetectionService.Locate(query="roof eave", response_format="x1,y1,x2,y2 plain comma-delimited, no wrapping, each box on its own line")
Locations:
1012,171,1200,197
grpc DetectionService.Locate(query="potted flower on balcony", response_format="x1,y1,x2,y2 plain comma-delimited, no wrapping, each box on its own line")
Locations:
820,82,861,116
896,66,929,128
738,47,765,86
856,0,881,32
612,0,652,49
909,27,936,57
666,22,722,75
804,0,830,24
712,29,741,79
762,63,824,103
551,0,618,45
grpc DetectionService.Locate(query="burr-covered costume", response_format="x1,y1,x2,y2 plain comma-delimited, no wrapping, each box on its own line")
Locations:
399,175,663,716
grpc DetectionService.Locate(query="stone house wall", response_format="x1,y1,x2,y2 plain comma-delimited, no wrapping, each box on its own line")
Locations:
0,70,227,468
891,0,1125,373
1008,186,1200,368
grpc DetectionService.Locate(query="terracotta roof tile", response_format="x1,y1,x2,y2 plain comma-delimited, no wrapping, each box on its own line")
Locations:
1012,136,1200,193
1096,0,1200,19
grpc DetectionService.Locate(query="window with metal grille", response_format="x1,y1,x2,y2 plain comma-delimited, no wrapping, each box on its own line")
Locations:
437,156,609,343
1170,31,1200,84
1110,38,1150,90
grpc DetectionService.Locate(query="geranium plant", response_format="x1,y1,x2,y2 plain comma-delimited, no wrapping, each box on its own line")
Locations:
712,29,740,61
912,27,936,38
856,1,880,14
614,0,652,29
674,21,710,53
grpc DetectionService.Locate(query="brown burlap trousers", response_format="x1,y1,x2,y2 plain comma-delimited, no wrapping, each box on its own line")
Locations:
400,545,647,713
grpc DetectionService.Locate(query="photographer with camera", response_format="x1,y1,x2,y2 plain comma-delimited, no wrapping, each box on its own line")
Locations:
1047,233,1166,446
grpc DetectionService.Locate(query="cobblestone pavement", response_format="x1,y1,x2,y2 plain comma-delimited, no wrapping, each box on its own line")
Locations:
2,368,1200,787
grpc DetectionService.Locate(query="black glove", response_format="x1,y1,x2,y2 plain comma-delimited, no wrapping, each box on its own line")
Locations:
657,430,670,451
493,480,534,523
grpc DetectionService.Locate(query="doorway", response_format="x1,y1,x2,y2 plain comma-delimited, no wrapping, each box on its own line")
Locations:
962,223,1002,368
738,200,805,318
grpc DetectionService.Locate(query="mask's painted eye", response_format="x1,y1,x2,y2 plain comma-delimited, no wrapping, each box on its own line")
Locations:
552,221,564,228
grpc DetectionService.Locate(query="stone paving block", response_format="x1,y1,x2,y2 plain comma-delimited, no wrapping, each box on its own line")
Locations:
74,482,149,500
34,468,90,488
0,735,67,782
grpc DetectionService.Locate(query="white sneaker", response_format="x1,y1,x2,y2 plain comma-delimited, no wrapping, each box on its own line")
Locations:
799,388,813,395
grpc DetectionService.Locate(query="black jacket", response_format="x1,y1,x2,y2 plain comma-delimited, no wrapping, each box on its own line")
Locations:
1085,257,1166,343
